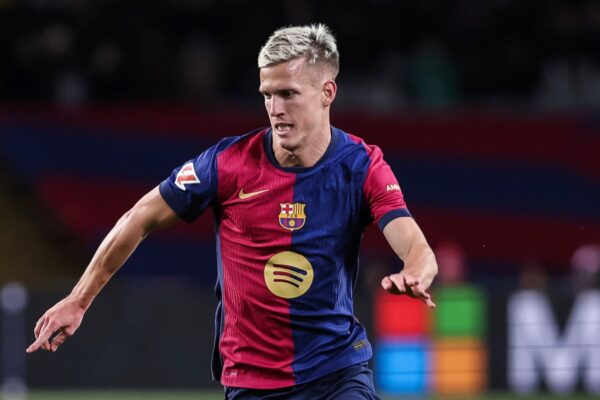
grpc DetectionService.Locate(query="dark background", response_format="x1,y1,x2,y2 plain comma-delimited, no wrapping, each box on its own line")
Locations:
1,0,599,110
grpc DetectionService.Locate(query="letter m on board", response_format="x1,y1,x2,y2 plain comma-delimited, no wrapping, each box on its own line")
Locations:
507,290,600,395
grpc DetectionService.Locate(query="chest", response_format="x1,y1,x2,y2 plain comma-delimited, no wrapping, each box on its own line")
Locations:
217,165,366,242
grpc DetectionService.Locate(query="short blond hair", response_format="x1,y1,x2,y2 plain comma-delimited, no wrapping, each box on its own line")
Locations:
258,24,339,78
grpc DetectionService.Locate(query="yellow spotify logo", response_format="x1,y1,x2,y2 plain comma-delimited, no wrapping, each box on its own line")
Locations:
264,251,314,299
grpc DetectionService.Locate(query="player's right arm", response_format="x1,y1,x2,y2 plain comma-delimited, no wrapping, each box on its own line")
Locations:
26,186,179,353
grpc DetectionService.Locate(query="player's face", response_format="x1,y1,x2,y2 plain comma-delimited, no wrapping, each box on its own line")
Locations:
259,57,333,152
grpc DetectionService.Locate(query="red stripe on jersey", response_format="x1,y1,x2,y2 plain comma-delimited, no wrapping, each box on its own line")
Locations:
216,131,296,388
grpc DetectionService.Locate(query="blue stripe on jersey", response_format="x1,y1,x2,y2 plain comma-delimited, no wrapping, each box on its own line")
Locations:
286,128,373,383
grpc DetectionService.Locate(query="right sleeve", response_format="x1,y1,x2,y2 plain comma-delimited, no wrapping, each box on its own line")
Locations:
159,144,220,222
362,144,411,229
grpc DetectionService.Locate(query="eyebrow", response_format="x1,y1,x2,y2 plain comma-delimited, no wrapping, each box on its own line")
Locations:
259,88,297,95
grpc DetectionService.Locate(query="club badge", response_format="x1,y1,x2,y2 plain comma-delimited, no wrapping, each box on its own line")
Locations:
278,202,306,231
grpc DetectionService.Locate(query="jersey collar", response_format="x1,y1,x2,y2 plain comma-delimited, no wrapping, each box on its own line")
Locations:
263,126,340,173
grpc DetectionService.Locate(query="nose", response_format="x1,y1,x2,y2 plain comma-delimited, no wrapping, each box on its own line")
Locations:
268,96,284,116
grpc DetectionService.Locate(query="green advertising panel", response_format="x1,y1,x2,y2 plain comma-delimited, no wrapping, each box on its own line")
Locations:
434,285,486,338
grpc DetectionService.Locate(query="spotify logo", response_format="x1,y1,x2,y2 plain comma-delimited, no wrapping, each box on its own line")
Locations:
264,251,314,299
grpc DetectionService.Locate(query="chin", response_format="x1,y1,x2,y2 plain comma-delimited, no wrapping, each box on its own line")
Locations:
279,141,299,152
275,137,300,152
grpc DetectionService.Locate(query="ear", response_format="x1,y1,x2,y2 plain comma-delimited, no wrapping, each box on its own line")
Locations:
321,80,337,107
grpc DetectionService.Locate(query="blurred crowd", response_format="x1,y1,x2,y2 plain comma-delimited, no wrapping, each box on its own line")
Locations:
1,0,600,111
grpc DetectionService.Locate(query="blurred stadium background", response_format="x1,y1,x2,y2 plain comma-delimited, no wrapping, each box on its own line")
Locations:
1,0,600,399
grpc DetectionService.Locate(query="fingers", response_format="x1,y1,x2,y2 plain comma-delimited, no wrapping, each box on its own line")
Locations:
27,314,73,353
25,339,41,353
381,276,393,291
28,316,49,353
27,297,83,354
423,297,436,308
33,315,46,338
49,330,70,352
27,325,71,353
381,274,407,294
402,274,419,287
26,325,55,353
30,311,54,353
382,273,416,294
410,284,436,308
381,273,436,308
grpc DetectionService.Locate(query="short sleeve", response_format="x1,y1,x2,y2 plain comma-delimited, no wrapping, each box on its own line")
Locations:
363,145,411,230
159,145,219,222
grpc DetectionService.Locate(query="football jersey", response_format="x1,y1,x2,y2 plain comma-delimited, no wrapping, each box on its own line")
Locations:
159,126,410,389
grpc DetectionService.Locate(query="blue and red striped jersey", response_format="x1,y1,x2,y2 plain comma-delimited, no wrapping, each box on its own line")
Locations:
159,126,410,389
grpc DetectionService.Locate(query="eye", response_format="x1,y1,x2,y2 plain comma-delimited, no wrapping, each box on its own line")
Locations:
263,93,272,100
282,90,295,98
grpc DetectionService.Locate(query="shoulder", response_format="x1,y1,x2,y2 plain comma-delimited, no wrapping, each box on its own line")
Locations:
333,127,383,163
210,128,268,175
212,127,268,158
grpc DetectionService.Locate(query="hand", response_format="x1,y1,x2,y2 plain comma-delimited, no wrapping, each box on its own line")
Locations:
381,271,436,308
26,295,88,353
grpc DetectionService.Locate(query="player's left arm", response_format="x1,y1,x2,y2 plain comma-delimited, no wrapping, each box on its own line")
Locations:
381,216,438,308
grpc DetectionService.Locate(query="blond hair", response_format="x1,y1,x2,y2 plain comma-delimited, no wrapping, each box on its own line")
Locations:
258,24,339,78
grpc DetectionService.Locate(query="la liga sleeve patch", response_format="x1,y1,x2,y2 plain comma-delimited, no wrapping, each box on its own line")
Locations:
175,162,201,190
159,144,220,222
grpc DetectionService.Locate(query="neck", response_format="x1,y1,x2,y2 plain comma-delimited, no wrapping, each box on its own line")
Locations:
273,127,331,168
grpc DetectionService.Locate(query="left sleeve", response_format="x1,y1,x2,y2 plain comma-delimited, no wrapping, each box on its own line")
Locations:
158,143,221,222
363,145,412,230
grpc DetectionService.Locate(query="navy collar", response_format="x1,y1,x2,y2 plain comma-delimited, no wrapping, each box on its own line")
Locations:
263,126,340,173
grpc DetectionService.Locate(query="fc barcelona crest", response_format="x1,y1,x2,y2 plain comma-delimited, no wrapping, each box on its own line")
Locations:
279,203,306,231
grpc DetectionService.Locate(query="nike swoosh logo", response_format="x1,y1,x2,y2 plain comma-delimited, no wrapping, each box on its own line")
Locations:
239,188,269,200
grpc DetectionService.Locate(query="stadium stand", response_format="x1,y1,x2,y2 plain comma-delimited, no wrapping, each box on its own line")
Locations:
0,158,84,286
1,106,599,286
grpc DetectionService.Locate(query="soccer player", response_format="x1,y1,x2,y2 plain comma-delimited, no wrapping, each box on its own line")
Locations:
27,24,438,399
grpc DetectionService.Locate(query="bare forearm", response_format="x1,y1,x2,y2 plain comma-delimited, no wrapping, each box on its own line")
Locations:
70,211,148,308
68,187,178,308
383,217,438,289
401,241,437,289
26,212,148,353
27,186,178,354
380,217,438,307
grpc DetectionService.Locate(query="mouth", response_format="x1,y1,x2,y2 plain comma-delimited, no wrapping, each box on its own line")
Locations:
274,123,294,134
